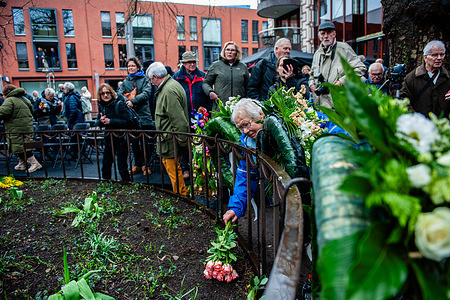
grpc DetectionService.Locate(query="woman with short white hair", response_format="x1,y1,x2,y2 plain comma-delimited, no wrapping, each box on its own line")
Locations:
33,87,62,125
80,86,92,121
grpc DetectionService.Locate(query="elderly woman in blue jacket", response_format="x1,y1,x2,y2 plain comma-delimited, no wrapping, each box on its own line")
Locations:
222,98,264,223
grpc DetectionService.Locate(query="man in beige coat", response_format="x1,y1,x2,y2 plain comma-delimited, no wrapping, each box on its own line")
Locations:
309,22,366,110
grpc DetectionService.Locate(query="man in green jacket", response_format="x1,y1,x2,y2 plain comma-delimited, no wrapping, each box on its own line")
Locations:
146,62,190,196
0,84,42,173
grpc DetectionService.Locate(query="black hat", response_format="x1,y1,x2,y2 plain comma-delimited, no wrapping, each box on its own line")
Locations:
318,21,335,31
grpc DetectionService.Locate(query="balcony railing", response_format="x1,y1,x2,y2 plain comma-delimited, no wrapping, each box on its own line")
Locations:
259,26,301,48
0,128,307,299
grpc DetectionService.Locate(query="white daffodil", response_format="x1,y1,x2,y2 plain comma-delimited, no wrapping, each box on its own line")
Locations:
406,164,432,188
415,207,450,262
396,113,439,153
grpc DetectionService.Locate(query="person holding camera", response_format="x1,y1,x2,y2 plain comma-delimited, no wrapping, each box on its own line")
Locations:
267,55,310,99
400,40,450,118
309,22,366,110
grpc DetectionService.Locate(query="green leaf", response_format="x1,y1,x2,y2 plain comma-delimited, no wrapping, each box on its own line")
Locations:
317,105,358,143
229,253,237,261
317,231,364,300
346,222,407,300
340,174,372,198
410,260,447,300
61,280,80,300
93,293,116,300
48,294,64,300
55,207,81,216
84,197,93,212
77,278,96,300
63,247,70,284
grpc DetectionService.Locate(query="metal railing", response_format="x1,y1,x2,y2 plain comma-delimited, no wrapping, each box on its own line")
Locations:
0,128,307,299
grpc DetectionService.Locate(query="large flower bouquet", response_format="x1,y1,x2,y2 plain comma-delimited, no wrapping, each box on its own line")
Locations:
315,58,449,299
262,86,326,166
191,107,218,198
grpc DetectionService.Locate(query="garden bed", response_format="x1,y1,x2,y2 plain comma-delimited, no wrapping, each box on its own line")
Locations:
0,179,253,299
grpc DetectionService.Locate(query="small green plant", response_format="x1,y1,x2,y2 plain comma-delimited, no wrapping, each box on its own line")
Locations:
85,232,119,263
10,186,23,200
161,275,198,300
246,275,268,300
56,192,102,227
48,248,114,300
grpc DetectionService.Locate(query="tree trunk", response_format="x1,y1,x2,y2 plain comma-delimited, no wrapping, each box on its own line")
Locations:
381,0,450,73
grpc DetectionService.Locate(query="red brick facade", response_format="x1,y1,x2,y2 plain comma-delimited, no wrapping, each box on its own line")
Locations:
1,1,266,93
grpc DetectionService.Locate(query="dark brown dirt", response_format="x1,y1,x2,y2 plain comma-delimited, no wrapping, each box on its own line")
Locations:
0,179,254,299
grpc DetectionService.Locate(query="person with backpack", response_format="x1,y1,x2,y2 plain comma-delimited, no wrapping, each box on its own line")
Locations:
94,83,133,182
117,57,154,176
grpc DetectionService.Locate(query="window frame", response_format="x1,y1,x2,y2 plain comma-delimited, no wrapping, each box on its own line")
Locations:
241,19,248,43
103,44,114,69
101,11,112,37
252,20,258,43
62,9,75,37
66,43,78,69
176,16,185,41
12,8,25,36
189,16,197,41
116,12,126,38
16,42,29,70
202,18,222,70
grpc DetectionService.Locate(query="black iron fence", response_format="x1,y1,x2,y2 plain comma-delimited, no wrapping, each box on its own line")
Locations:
0,127,307,299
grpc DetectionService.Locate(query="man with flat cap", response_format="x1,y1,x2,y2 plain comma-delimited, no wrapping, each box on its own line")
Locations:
309,21,366,110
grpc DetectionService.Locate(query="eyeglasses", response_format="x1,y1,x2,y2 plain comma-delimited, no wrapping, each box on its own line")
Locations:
237,120,253,132
428,53,446,58
370,72,383,76
225,49,237,52
101,92,112,96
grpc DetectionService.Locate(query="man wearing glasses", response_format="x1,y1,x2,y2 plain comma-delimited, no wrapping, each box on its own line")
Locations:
363,62,388,94
401,40,450,118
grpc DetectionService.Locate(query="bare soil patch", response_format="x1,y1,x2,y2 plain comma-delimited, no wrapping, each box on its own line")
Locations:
0,179,253,299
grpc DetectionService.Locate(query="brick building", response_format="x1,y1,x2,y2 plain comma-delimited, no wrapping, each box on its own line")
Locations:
1,0,267,94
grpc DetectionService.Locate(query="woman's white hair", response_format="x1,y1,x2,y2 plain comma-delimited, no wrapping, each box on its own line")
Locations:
44,88,56,96
63,82,75,91
230,98,264,125
146,62,168,79
81,86,88,92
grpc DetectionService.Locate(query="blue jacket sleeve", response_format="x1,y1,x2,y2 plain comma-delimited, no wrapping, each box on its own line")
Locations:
227,159,258,219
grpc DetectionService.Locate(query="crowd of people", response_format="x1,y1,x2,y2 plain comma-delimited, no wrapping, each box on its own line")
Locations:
1,24,449,224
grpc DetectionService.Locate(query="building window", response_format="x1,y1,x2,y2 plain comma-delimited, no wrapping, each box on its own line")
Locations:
30,8,57,39
242,47,248,58
252,21,258,43
241,20,248,42
16,43,29,69
66,43,77,69
101,12,112,37
116,12,126,38
12,8,25,35
191,46,198,54
104,44,114,68
177,16,185,40
132,14,153,41
62,10,75,36
202,18,221,69
134,44,153,66
178,46,186,61
262,21,268,37
119,44,127,68
189,17,197,41
252,48,258,55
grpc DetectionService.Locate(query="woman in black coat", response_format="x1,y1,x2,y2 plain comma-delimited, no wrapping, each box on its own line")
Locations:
95,83,133,181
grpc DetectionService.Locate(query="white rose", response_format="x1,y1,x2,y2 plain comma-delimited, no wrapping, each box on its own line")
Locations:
414,207,450,262
406,164,431,188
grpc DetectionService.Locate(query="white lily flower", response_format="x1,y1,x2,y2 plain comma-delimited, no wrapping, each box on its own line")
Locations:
406,164,432,188
396,113,439,153
437,152,450,167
